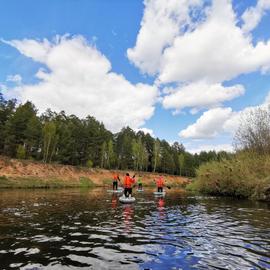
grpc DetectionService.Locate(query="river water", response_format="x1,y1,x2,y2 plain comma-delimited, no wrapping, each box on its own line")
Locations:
0,188,269,270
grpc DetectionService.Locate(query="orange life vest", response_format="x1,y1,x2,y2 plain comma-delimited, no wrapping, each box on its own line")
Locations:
124,175,135,188
113,174,119,181
156,177,164,187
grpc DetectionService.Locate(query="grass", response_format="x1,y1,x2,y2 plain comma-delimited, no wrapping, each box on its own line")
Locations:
187,151,270,201
0,175,97,189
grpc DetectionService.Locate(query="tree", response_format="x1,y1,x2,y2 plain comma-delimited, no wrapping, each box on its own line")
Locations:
234,106,270,154
16,144,26,159
4,101,39,158
153,139,161,172
0,95,16,153
43,121,58,163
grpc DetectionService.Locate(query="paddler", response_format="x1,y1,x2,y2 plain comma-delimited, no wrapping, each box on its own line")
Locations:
124,173,135,197
112,172,121,190
155,175,165,193
137,175,143,190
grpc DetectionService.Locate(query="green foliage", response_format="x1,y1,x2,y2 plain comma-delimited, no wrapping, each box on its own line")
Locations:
194,151,270,200
79,177,94,188
16,145,26,159
86,160,93,168
0,96,228,176
43,121,58,163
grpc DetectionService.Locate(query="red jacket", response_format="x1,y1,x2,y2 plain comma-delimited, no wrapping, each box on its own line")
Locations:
156,177,164,187
124,175,135,188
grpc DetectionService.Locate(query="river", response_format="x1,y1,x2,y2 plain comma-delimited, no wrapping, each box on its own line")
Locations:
0,188,269,270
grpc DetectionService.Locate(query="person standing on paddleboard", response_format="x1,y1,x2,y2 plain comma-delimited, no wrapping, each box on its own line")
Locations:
155,175,165,193
112,172,121,190
124,173,135,197
137,175,143,190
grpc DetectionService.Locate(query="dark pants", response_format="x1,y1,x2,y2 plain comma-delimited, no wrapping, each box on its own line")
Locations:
124,187,132,197
138,183,142,190
113,181,118,190
158,187,163,192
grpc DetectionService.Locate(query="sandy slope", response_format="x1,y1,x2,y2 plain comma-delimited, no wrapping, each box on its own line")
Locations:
0,156,190,187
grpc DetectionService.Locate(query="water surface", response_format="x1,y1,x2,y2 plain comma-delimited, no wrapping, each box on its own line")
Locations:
0,188,269,269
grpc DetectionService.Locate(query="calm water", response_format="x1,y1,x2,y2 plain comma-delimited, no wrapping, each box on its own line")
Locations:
0,188,269,270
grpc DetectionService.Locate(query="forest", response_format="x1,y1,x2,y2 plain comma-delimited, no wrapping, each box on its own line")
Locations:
0,93,231,177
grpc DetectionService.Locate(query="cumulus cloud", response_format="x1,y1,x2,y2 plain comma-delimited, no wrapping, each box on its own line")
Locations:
179,90,270,140
127,0,204,75
159,0,270,84
179,107,233,139
135,127,155,137
162,81,244,113
5,36,158,132
242,0,270,33
128,0,270,116
187,143,234,154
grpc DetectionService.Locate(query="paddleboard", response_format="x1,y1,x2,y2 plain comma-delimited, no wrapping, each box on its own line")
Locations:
119,195,136,203
137,189,144,192
153,191,166,196
107,189,123,193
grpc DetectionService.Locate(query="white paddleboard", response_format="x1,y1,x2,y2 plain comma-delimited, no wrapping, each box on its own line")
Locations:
107,189,123,193
119,195,136,203
153,191,166,196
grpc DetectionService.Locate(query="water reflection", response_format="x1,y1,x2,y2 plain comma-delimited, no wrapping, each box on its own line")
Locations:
0,188,269,269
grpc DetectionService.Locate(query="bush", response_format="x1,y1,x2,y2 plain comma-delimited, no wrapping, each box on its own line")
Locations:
16,145,26,159
193,151,270,200
86,160,93,168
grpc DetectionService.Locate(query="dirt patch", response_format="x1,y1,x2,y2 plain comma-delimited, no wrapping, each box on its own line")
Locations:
0,156,190,188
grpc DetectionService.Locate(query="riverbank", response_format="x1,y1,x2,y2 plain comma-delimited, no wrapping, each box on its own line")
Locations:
0,156,189,188
188,152,270,202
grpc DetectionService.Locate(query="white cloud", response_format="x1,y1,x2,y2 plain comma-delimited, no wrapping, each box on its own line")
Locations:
6,74,22,83
162,81,244,113
179,107,233,139
242,0,270,33
129,0,270,84
179,90,270,140
127,0,204,75
159,0,270,84
127,0,270,120
135,127,155,137
187,143,234,154
5,35,158,132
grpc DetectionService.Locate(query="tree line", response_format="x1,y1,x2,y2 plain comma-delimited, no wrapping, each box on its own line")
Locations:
0,93,232,176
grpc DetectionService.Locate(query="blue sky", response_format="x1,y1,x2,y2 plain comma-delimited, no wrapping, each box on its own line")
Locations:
1,0,270,153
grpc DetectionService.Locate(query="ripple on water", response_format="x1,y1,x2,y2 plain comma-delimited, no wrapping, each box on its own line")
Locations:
0,189,269,270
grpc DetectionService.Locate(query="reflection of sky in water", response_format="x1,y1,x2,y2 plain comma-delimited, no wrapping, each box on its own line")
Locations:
141,244,200,270
0,189,269,269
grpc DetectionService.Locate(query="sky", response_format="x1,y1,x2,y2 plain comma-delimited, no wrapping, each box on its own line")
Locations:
1,0,270,153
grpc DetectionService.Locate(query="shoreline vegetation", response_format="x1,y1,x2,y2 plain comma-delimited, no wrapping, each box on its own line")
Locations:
0,156,190,189
187,152,270,201
1,96,270,201
188,106,270,202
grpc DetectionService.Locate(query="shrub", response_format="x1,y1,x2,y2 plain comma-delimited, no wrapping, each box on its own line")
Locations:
193,151,270,200
16,145,26,159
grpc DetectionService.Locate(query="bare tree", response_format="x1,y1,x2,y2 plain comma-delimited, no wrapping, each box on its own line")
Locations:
234,105,270,154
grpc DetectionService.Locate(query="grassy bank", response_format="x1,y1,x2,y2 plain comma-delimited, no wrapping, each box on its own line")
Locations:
187,152,270,201
0,175,187,189
0,176,96,189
